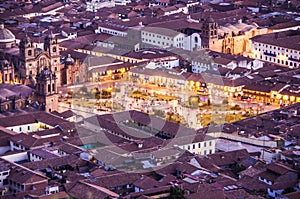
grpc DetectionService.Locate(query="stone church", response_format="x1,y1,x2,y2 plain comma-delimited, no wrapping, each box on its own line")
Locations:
18,33,61,87
0,24,66,112
201,17,267,55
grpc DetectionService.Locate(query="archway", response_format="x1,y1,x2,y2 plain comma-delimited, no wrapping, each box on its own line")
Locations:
226,48,231,54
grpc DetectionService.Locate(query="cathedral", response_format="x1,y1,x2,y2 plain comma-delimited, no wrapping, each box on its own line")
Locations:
18,33,61,87
0,24,62,112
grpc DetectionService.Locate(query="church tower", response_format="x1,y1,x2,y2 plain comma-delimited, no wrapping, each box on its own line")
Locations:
44,33,62,86
0,58,14,84
201,17,218,49
44,33,59,58
19,34,35,81
35,68,58,112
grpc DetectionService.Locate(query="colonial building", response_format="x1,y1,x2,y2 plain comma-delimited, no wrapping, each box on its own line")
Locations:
0,58,14,84
140,26,202,51
35,68,58,112
202,18,268,55
0,84,34,113
19,33,62,86
61,52,88,85
250,29,300,68
201,17,218,50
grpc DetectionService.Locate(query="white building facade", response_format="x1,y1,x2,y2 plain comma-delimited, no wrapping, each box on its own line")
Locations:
141,27,202,51
251,31,300,68
86,0,115,12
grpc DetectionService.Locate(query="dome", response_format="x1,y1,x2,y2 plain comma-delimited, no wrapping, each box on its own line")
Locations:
65,54,74,65
37,68,54,79
0,23,15,43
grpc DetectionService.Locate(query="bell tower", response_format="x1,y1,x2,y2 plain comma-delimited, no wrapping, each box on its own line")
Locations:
35,68,58,112
44,33,59,57
44,33,61,86
202,17,218,49
0,58,14,84
19,34,35,81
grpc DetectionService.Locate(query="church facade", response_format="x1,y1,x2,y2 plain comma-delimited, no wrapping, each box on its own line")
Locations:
0,24,83,112
201,17,268,55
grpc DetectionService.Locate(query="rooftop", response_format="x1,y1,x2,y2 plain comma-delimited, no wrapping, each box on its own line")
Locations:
251,29,300,51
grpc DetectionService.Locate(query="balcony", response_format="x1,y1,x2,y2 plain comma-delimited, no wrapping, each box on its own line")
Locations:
263,52,276,57
288,57,300,62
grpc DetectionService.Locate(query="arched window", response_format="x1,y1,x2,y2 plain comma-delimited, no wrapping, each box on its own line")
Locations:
53,47,56,52
227,48,231,54
5,104,9,111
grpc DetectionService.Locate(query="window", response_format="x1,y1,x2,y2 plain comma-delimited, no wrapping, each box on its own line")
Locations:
187,145,190,150
193,144,195,149
28,50,32,56
28,126,30,130
2,172,8,176
19,127,22,132
204,142,207,147
198,143,201,148
209,141,212,146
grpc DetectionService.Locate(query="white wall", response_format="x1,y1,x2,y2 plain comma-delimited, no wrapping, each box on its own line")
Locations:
0,170,10,187
6,122,53,134
192,61,211,73
163,6,188,16
179,140,216,155
62,31,77,40
173,34,185,49
268,188,284,198
10,141,26,151
184,33,202,51
115,0,131,5
147,59,180,69
29,152,43,162
252,41,300,68
96,27,128,37
87,0,115,12
2,151,28,163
